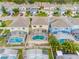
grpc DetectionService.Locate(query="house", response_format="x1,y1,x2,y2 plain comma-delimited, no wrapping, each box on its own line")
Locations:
31,17,48,32
26,8,39,15
7,8,14,16
49,17,71,28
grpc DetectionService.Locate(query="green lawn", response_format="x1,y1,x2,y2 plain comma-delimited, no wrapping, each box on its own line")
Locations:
0,20,12,27
18,49,23,59
73,15,79,18
0,0,3,2
0,37,6,46
0,29,3,34
25,11,32,16
3,29,10,35
3,20,12,26
6,43,24,47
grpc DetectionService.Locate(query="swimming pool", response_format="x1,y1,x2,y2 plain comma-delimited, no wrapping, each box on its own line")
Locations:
59,39,65,44
1,56,8,59
8,37,24,44
32,35,45,41
0,56,17,59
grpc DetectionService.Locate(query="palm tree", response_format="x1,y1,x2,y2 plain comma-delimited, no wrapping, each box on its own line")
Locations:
29,17,32,34
18,49,23,59
62,41,76,54
29,18,32,27
48,35,62,59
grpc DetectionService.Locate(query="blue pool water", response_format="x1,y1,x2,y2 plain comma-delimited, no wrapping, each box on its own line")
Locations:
32,35,45,40
59,39,65,44
1,56,8,59
0,56,17,59
9,37,23,43
10,56,17,59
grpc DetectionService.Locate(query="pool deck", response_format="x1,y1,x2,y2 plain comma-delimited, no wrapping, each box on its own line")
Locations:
26,30,48,45
7,31,27,44
27,34,48,45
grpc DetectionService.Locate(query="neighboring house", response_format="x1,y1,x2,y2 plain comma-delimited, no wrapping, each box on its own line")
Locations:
8,17,29,33
19,6,26,16
9,17,29,27
7,8,14,16
60,7,66,15
49,17,70,28
26,8,39,15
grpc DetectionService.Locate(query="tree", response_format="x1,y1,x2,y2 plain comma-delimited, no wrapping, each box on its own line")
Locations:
6,0,13,2
48,35,62,59
48,35,62,52
53,8,61,16
18,49,23,59
64,9,73,17
29,17,32,27
27,0,35,4
0,0,4,2
13,0,25,4
62,41,76,54
13,8,19,16
1,6,8,14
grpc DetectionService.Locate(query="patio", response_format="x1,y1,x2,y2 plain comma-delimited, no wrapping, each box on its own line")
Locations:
7,31,27,44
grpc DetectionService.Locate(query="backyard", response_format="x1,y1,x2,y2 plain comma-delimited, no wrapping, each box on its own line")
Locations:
48,34,78,58
0,20,12,27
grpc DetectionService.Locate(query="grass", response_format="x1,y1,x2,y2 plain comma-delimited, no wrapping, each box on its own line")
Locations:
3,30,10,35
53,11,61,16
48,49,54,59
0,29,3,33
73,15,79,18
6,43,24,47
74,43,79,52
28,0,52,3
25,11,32,16
2,13,8,17
0,0,3,2
0,37,6,46
12,13,19,16
18,49,23,59
3,20,12,26
0,20,12,27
